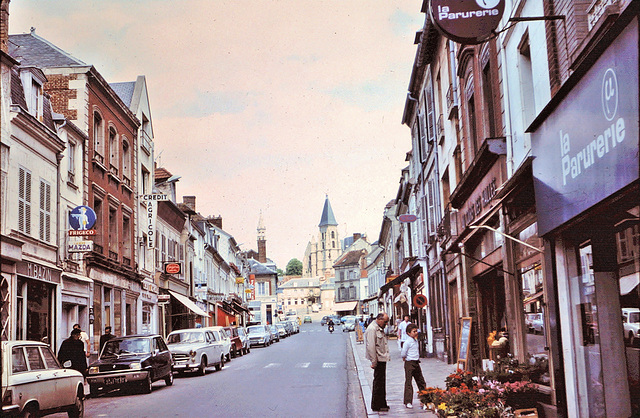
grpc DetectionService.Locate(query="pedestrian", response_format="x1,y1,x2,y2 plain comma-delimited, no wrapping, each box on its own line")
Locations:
73,323,91,359
365,312,390,412
99,326,116,353
365,313,374,327
398,314,410,349
58,328,87,375
401,324,426,409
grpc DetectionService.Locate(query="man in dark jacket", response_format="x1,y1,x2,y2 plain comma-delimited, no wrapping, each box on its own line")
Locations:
58,328,87,375
99,326,116,353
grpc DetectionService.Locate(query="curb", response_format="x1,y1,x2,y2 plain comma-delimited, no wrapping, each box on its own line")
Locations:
349,332,379,418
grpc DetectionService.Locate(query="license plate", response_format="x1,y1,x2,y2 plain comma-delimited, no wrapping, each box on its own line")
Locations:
105,376,126,385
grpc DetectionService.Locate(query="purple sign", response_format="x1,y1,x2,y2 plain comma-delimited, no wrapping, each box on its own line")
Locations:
430,0,505,45
531,19,639,235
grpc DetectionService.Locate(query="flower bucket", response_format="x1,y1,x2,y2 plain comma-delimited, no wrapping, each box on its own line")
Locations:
514,408,539,418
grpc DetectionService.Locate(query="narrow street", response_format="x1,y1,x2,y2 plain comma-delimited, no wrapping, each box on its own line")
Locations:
51,322,364,418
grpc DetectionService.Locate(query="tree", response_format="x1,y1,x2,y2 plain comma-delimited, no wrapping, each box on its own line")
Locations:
285,258,303,276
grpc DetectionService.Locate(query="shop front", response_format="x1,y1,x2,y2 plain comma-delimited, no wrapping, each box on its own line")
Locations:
15,258,61,347
60,271,92,349
531,15,639,418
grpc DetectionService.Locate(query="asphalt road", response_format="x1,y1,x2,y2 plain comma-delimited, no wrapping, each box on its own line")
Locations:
59,321,364,418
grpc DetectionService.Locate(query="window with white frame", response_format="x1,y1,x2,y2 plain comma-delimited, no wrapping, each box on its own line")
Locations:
257,281,269,296
68,141,76,182
30,79,42,119
18,167,32,235
122,139,130,180
39,179,51,242
109,128,118,175
93,112,104,159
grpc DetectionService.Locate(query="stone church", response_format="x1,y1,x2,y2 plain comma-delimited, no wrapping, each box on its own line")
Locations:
302,196,341,278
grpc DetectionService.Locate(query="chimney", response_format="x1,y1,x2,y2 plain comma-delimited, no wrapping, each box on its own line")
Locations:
209,216,222,229
353,233,362,242
182,196,196,212
1,0,10,53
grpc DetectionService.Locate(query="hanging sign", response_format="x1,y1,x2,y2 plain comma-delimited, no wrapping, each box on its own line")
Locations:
430,0,505,45
68,240,93,253
399,214,418,223
69,205,97,234
140,194,168,249
413,294,428,308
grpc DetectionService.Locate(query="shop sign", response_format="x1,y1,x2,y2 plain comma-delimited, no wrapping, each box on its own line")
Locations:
17,261,60,283
164,262,182,275
208,293,225,302
235,277,245,284
457,162,504,231
69,205,97,231
532,20,639,235
430,0,505,45
68,240,93,253
158,294,170,303
140,194,167,249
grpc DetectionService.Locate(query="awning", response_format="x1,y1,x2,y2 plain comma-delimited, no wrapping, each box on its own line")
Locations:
379,265,422,294
231,299,249,313
333,301,358,311
61,272,93,283
620,273,640,295
362,295,379,304
168,290,208,317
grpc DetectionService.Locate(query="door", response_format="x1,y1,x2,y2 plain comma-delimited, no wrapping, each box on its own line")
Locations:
40,345,76,407
153,337,171,379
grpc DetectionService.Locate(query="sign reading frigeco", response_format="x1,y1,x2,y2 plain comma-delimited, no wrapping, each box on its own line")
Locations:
430,0,505,45
140,194,168,249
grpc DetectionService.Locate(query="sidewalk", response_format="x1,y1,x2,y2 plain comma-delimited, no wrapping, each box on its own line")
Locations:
349,332,457,417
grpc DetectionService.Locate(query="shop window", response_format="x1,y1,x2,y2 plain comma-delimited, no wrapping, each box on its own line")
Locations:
114,289,122,336
18,167,32,235
39,179,51,242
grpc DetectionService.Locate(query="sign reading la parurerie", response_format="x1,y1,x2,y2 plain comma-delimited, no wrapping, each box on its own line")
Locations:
430,0,505,45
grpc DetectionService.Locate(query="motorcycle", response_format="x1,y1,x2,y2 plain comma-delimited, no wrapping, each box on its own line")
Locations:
328,324,334,333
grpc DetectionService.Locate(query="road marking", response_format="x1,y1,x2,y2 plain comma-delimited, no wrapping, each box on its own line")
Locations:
323,362,337,368
264,363,281,368
296,362,310,368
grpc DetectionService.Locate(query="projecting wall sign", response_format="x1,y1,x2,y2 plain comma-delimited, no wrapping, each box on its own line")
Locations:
430,0,505,45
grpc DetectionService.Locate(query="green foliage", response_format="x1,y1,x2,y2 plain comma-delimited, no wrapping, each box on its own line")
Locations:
285,258,302,275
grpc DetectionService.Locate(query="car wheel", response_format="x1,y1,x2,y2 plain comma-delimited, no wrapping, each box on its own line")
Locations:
238,346,243,356
20,404,40,418
246,346,250,354
165,371,174,386
198,356,207,376
67,389,84,418
215,355,224,371
141,374,153,394
225,351,231,362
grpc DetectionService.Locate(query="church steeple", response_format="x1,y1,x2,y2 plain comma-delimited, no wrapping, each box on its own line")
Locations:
257,211,267,263
319,195,338,227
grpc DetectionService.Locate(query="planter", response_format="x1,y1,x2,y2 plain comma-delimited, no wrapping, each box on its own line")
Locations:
514,408,539,418
504,392,540,410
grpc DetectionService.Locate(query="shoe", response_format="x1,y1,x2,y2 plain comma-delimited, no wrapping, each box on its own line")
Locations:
406,403,413,409
379,407,390,412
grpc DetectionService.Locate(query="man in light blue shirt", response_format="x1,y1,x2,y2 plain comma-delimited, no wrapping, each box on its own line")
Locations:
400,323,426,409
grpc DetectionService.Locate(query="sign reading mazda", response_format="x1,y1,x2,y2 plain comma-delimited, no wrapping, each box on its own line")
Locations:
430,0,505,44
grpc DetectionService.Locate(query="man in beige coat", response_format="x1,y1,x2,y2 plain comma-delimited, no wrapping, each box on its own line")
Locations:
365,312,390,412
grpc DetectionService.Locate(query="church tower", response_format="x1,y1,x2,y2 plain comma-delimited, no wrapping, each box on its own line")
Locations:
257,211,267,263
317,195,340,277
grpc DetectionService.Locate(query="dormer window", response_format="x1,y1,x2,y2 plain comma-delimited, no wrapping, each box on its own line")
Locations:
30,79,42,119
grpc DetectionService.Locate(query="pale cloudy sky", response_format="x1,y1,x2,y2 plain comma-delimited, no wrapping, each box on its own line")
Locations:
9,1,424,268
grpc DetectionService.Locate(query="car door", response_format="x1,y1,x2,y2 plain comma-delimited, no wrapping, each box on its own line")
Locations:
40,345,76,407
206,331,220,365
154,337,171,378
19,345,57,411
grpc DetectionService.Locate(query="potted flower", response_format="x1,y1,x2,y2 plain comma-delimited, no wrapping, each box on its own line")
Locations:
418,387,444,411
502,380,540,410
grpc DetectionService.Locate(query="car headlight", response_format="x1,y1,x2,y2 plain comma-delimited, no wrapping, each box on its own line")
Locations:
189,350,196,359
88,366,100,375
129,362,142,370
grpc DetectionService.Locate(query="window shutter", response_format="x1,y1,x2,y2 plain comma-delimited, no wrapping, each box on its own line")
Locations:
427,179,436,235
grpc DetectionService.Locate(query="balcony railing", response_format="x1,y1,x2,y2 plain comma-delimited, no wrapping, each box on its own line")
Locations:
67,171,75,184
109,164,119,177
122,256,131,266
93,151,105,165
446,84,459,119
108,250,118,261
437,206,453,243
93,243,103,254
123,175,131,188
140,131,153,155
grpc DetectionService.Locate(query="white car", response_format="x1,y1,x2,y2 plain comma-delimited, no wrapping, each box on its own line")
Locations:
201,326,233,362
167,328,225,375
622,307,640,346
2,340,85,418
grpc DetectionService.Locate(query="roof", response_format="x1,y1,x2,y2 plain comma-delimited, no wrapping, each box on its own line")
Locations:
319,195,338,227
279,278,320,288
333,250,364,268
8,31,87,68
248,258,277,276
155,167,173,183
10,67,56,131
109,81,136,107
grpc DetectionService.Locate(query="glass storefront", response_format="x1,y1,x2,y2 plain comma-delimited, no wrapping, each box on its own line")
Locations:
16,277,54,344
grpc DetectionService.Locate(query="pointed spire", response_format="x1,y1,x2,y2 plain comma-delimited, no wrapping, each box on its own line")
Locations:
257,210,266,240
319,195,338,227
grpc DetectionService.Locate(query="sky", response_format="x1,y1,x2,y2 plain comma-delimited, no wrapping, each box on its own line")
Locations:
9,0,425,269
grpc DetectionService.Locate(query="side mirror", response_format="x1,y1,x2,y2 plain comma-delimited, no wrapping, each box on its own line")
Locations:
63,360,72,368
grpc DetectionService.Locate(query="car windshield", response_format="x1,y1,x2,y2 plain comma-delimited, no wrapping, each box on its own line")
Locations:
630,312,640,323
167,332,205,344
102,338,150,357
247,326,264,334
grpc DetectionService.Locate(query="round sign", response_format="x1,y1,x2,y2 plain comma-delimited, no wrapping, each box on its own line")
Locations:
69,205,97,230
430,0,505,45
399,214,418,223
165,263,181,275
414,294,428,308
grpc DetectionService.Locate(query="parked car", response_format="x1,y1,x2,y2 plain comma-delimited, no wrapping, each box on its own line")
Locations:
2,340,85,418
282,321,294,336
236,327,250,354
303,315,312,323
321,316,330,326
623,307,640,346
224,326,245,358
287,320,299,334
530,313,544,334
167,328,225,375
275,323,287,338
341,315,356,324
87,334,173,396
247,325,272,347
202,326,233,362
270,325,281,342
343,318,356,332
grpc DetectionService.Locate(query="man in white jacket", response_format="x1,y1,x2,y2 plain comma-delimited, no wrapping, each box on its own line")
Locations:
365,313,390,412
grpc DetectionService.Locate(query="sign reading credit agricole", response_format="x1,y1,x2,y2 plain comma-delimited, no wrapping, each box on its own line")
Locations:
430,0,505,44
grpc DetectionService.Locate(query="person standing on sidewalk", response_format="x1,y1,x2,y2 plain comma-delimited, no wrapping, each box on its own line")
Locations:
365,312,390,412
401,324,426,409
398,315,410,349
